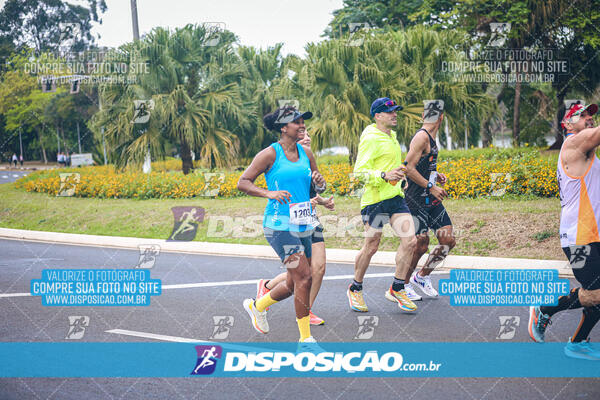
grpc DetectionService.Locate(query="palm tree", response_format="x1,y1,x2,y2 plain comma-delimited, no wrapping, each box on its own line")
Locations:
298,26,493,160
234,44,314,161
298,40,380,162
92,24,243,173
391,27,493,146
236,45,281,158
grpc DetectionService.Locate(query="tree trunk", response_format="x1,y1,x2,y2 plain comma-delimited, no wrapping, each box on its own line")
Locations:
548,90,566,150
481,116,492,147
76,121,81,153
180,139,193,175
56,124,60,153
60,122,66,152
348,144,357,165
513,78,521,147
181,71,198,175
482,83,506,147
37,129,47,164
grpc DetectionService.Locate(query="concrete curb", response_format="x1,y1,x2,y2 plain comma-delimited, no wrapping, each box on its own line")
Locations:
0,228,573,277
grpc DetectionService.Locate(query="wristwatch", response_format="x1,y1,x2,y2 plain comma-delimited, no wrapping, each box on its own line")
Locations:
427,182,433,189
380,171,387,181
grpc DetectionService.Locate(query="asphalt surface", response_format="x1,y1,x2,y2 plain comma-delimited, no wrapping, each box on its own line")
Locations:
0,239,598,399
0,170,28,184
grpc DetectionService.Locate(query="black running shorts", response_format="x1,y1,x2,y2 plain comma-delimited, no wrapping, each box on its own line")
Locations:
410,202,452,235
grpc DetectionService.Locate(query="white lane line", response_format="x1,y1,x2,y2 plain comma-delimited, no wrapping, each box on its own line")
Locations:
106,329,206,343
0,271,449,298
161,271,448,290
163,278,259,290
106,329,276,352
0,292,30,298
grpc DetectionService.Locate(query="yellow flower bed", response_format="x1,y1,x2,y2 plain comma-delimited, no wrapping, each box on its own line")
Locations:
437,157,558,198
16,154,559,199
15,166,266,199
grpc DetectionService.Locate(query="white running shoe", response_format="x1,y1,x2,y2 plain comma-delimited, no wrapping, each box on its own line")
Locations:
243,298,269,334
404,283,423,301
297,336,324,354
410,271,439,297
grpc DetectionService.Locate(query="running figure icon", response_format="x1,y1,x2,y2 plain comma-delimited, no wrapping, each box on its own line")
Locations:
193,347,218,373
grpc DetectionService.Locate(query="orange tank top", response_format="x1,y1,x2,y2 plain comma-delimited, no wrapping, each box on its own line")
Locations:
557,139,600,247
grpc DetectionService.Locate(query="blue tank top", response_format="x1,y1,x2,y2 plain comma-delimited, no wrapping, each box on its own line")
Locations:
263,142,312,232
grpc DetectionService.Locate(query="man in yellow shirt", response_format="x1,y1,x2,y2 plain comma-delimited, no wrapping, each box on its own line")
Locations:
347,97,418,313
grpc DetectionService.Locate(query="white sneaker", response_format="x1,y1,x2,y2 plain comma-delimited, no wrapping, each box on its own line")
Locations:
297,336,324,354
243,298,269,334
410,271,439,297
404,283,422,301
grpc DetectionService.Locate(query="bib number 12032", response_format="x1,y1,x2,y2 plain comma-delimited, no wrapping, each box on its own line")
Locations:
289,201,313,225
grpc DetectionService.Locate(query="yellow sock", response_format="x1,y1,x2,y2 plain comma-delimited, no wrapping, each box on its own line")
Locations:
255,293,277,312
297,315,311,341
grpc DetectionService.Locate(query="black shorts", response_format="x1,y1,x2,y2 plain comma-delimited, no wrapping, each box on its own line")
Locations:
360,195,411,229
563,242,600,290
264,227,313,262
410,202,452,235
312,223,325,244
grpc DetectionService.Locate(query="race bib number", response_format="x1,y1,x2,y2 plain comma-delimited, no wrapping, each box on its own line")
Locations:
289,201,313,225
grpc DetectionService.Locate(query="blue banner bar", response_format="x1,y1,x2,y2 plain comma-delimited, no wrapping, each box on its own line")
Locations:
439,269,570,306
30,269,161,306
0,342,597,378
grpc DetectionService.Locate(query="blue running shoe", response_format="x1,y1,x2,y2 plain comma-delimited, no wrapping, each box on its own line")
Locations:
564,338,600,360
297,336,325,355
528,306,551,343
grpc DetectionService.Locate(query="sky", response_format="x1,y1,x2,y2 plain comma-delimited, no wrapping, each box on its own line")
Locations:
88,0,344,57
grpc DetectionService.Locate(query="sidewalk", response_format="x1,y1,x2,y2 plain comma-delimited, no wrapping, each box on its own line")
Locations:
0,228,573,277
0,162,56,171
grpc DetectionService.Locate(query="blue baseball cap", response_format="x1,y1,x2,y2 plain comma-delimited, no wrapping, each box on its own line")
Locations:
370,97,403,117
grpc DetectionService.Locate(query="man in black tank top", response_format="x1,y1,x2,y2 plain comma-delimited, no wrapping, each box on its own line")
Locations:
403,101,455,300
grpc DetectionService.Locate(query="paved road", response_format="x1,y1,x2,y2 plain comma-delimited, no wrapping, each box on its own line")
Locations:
0,239,598,399
0,170,28,184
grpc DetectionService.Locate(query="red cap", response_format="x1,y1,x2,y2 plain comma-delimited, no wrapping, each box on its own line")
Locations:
562,103,598,129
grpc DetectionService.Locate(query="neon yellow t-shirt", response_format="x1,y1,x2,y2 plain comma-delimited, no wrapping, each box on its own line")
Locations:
353,123,404,209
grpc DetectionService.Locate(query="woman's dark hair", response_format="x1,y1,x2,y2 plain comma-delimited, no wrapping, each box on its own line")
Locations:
263,106,297,132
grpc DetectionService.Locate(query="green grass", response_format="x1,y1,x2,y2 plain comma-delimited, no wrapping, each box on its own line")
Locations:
437,146,556,161
143,147,560,173
469,220,487,234
0,183,563,259
316,154,349,164
464,239,500,256
532,230,556,242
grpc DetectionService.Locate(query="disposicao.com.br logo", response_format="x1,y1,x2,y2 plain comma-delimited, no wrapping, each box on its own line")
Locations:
223,351,441,373
190,343,442,377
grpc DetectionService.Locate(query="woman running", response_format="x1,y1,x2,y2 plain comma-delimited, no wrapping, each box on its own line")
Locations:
255,129,335,326
238,106,326,345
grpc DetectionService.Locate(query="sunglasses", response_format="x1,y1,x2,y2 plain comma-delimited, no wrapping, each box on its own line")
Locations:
567,109,594,123
570,108,584,118
373,100,398,114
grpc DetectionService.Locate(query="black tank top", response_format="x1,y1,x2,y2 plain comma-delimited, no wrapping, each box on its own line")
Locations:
405,128,439,209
